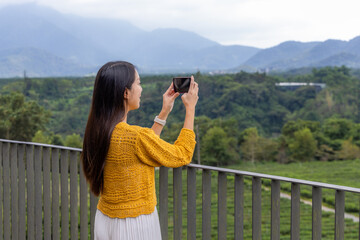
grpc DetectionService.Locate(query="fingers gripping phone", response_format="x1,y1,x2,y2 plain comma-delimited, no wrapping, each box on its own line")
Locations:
173,77,191,93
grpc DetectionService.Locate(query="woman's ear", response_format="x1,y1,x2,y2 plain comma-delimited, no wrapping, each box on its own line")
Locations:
124,88,129,99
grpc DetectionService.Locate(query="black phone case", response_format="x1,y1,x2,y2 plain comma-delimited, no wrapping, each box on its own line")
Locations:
173,77,190,93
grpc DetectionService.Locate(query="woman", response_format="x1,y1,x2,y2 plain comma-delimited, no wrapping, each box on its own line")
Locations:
81,61,198,239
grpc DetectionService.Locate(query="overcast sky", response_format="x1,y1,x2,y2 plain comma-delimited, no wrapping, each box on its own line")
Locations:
1,0,359,48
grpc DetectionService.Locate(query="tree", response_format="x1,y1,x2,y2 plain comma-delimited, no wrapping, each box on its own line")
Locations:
288,128,317,162
0,92,50,141
323,118,353,140
350,123,360,146
312,66,351,86
315,144,336,162
336,139,360,160
257,137,278,162
276,136,289,163
282,119,320,137
32,130,51,144
240,127,280,163
32,130,65,146
51,134,64,146
202,127,238,166
240,127,260,163
64,133,83,148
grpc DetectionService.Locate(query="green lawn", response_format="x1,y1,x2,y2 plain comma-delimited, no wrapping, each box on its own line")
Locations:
155,159,360,239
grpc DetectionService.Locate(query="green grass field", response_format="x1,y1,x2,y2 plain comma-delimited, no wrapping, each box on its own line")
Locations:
230,159,360,214
155,159,360,239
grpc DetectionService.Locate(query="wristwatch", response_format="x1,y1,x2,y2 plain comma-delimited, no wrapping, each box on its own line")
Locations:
154,116,166,126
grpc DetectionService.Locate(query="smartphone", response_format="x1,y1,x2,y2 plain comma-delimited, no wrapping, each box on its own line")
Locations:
173,77,191,93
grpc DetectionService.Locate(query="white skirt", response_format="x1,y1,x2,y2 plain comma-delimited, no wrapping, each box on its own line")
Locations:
94,207,162,240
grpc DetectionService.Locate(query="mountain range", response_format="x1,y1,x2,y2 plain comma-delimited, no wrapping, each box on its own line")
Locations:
0,3,359,77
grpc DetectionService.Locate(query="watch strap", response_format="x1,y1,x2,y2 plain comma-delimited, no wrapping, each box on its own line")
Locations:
154,115,166,126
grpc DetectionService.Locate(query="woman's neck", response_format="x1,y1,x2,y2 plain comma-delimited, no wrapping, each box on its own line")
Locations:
121,116,127,123
122,111,128,123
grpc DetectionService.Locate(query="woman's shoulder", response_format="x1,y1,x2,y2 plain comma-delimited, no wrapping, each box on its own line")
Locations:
113,122,154,137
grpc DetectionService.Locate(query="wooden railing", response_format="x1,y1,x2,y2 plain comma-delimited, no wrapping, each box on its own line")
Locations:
1,139,359,240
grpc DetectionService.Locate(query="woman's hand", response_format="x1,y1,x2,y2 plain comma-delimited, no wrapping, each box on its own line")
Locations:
160,82,180,118
152,82,180,136
181,76,199,111
181,76,198,130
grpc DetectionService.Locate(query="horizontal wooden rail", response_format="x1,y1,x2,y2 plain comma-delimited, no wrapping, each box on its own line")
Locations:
1,139,360,240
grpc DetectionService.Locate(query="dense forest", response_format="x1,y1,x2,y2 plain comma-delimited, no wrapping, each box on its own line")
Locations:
1,66,360,165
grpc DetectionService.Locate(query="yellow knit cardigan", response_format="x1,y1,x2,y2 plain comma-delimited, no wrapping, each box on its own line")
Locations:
97,122,196,218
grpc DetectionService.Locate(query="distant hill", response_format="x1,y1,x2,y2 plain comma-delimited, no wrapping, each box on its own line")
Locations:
0,3,259,76
242,38,360,71
0,3,359,77
0,48,96,77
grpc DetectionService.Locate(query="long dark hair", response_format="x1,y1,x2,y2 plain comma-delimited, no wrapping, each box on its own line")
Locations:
82,61,136,196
